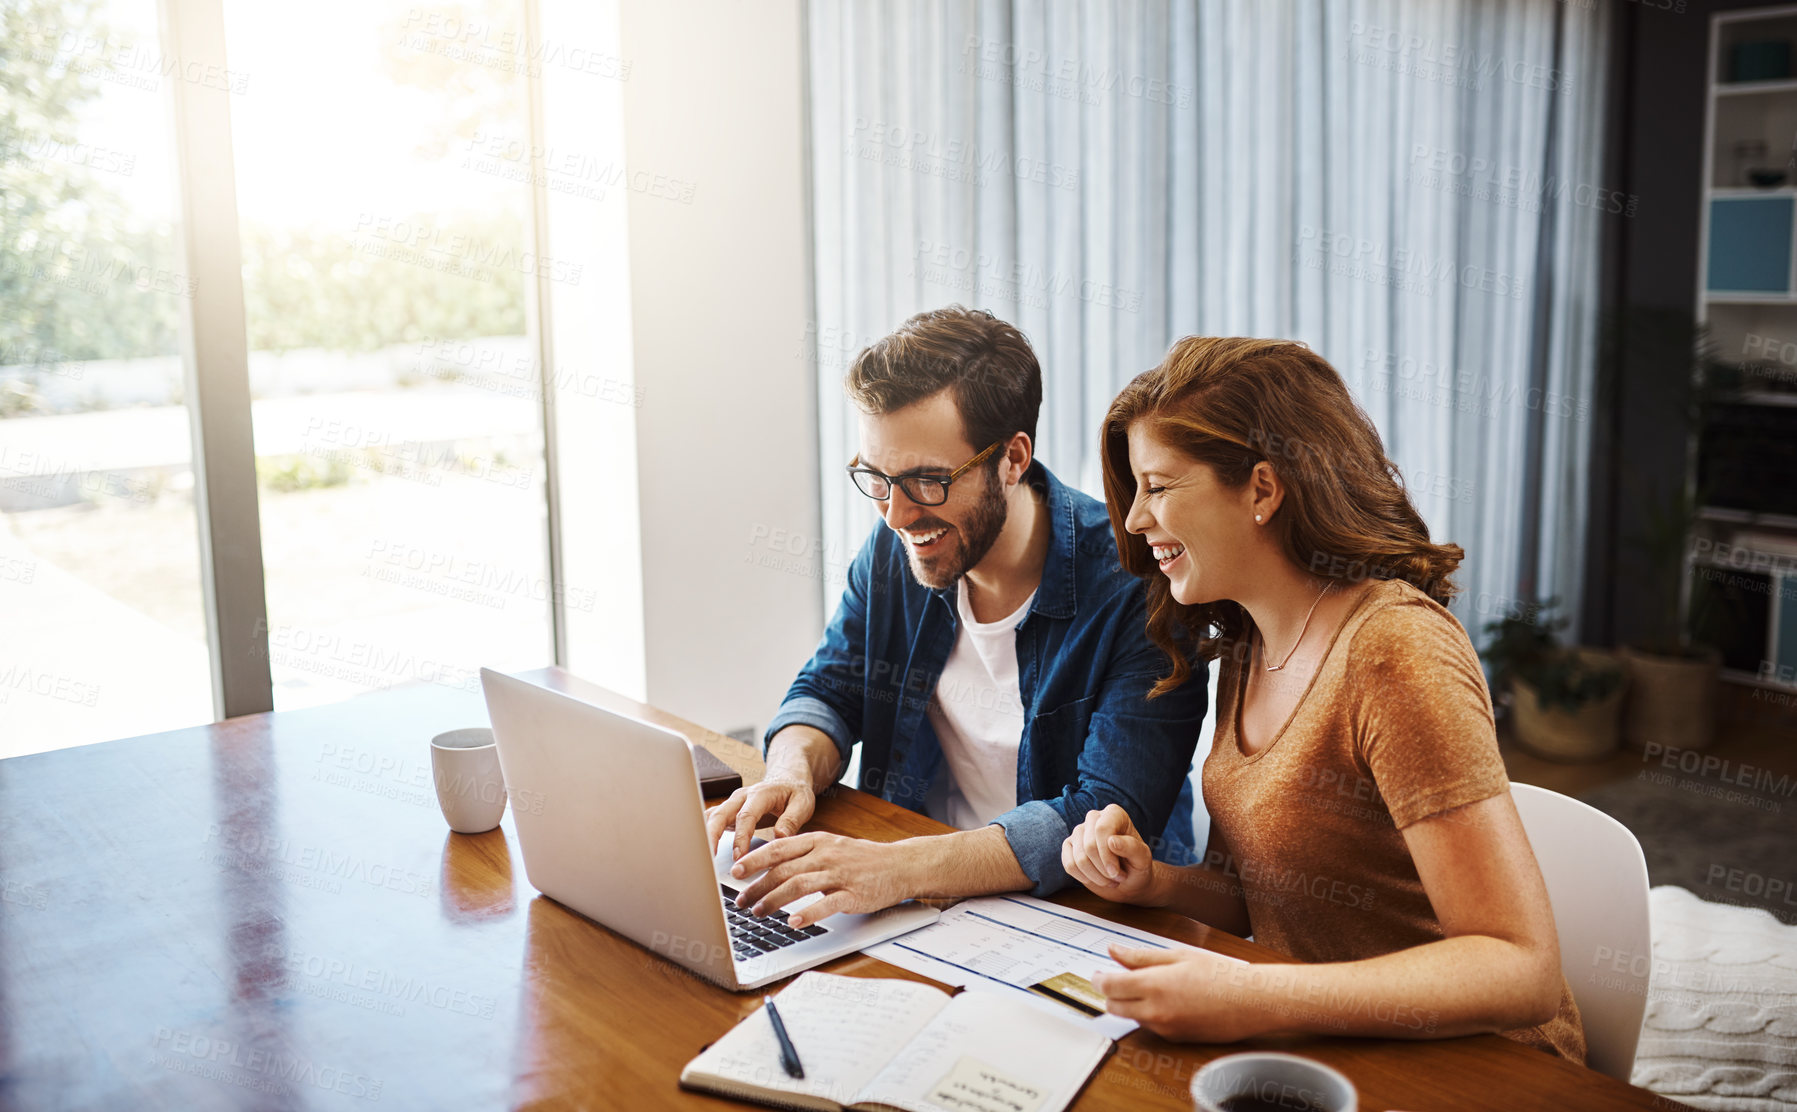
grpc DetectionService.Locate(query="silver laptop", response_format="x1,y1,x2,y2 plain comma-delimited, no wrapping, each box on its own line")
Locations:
479,668,940,990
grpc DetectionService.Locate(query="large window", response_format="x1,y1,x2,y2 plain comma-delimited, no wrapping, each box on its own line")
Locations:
0,0,560,748
223,0,553,708
0,0,213,754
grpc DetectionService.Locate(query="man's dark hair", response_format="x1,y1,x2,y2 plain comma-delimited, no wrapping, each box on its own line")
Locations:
845,305,1042,456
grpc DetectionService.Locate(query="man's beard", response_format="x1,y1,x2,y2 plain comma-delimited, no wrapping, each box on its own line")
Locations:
904,467,1008,590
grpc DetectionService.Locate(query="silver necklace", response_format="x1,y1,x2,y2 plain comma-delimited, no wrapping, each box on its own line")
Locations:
1263,581,1332,672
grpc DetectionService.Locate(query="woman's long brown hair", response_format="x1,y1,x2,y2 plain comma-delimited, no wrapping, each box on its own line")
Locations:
1101,336,1465,697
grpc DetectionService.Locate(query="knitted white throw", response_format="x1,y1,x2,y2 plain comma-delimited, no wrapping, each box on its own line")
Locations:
1630,886,1797,1110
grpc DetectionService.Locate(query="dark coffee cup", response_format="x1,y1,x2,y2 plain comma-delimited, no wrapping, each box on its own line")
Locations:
1190,1052,1357,1112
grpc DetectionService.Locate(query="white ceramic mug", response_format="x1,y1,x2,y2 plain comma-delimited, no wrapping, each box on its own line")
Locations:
430,728,507,834
1191,1052,1357,1112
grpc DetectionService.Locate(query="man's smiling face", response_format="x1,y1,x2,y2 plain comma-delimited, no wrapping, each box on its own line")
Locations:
856,389,1008,590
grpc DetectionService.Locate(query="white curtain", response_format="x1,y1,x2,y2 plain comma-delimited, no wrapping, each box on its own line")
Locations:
806,0,1611,643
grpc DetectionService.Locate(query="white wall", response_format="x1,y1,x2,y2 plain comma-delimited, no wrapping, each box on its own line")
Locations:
621,0,820,735
540,0,649,710
542,0,821,735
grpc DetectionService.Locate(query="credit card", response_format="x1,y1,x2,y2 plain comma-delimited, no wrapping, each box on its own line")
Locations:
1027,971,1105,1016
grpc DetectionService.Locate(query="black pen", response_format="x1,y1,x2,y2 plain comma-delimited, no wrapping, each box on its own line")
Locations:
763,994,805,1079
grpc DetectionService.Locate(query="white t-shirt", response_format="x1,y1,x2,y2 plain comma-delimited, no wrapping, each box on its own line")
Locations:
923,581,1035,830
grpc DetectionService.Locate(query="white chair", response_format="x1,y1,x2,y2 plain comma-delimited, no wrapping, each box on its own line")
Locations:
1509,782,1652,1082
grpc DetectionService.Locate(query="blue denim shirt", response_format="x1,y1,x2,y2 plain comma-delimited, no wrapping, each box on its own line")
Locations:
766,461,1207,895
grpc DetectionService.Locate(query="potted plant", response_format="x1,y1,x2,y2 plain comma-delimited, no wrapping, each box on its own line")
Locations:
1604,311,1725,752
1482,600,1626,763
1618,477,1723,752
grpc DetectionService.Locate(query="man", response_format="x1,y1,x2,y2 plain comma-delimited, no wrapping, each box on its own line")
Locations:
704,305,1206,928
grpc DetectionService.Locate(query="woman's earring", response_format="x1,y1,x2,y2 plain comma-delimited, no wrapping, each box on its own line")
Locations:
1255,514,1263,523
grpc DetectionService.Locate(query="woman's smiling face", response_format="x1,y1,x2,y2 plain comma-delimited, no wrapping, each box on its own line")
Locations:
1122,420,1261,607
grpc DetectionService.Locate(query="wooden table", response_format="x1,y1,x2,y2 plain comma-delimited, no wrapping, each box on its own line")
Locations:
0,667,1693,1111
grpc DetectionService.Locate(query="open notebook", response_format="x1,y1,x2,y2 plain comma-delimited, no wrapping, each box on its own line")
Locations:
679,972,1112,1112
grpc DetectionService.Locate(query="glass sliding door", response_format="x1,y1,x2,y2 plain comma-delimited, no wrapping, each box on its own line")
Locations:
220,0,556,708
0,0,215,754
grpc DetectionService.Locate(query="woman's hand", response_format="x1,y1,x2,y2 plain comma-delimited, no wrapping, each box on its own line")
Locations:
1092,945,1268,1043
1061,804,1161,906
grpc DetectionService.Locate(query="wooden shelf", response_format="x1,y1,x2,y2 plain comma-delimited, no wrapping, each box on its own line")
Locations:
1719,389,1797,406
1720,666,1793,689
1715,78,1797,96
1700,506,1797,531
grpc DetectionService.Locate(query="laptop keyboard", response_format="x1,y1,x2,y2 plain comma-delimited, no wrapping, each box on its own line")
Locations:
721,884,828,960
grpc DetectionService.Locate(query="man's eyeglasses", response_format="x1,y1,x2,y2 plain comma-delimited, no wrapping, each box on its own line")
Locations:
846,442,1003,506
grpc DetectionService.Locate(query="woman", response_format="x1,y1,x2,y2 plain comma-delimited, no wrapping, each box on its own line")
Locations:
1064,336,1584,1060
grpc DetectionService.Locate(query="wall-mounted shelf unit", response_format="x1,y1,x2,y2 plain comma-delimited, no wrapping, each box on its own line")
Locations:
1692,6,1797,690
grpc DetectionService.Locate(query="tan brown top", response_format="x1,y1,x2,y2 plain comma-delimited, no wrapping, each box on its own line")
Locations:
1201,578,1585,1061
